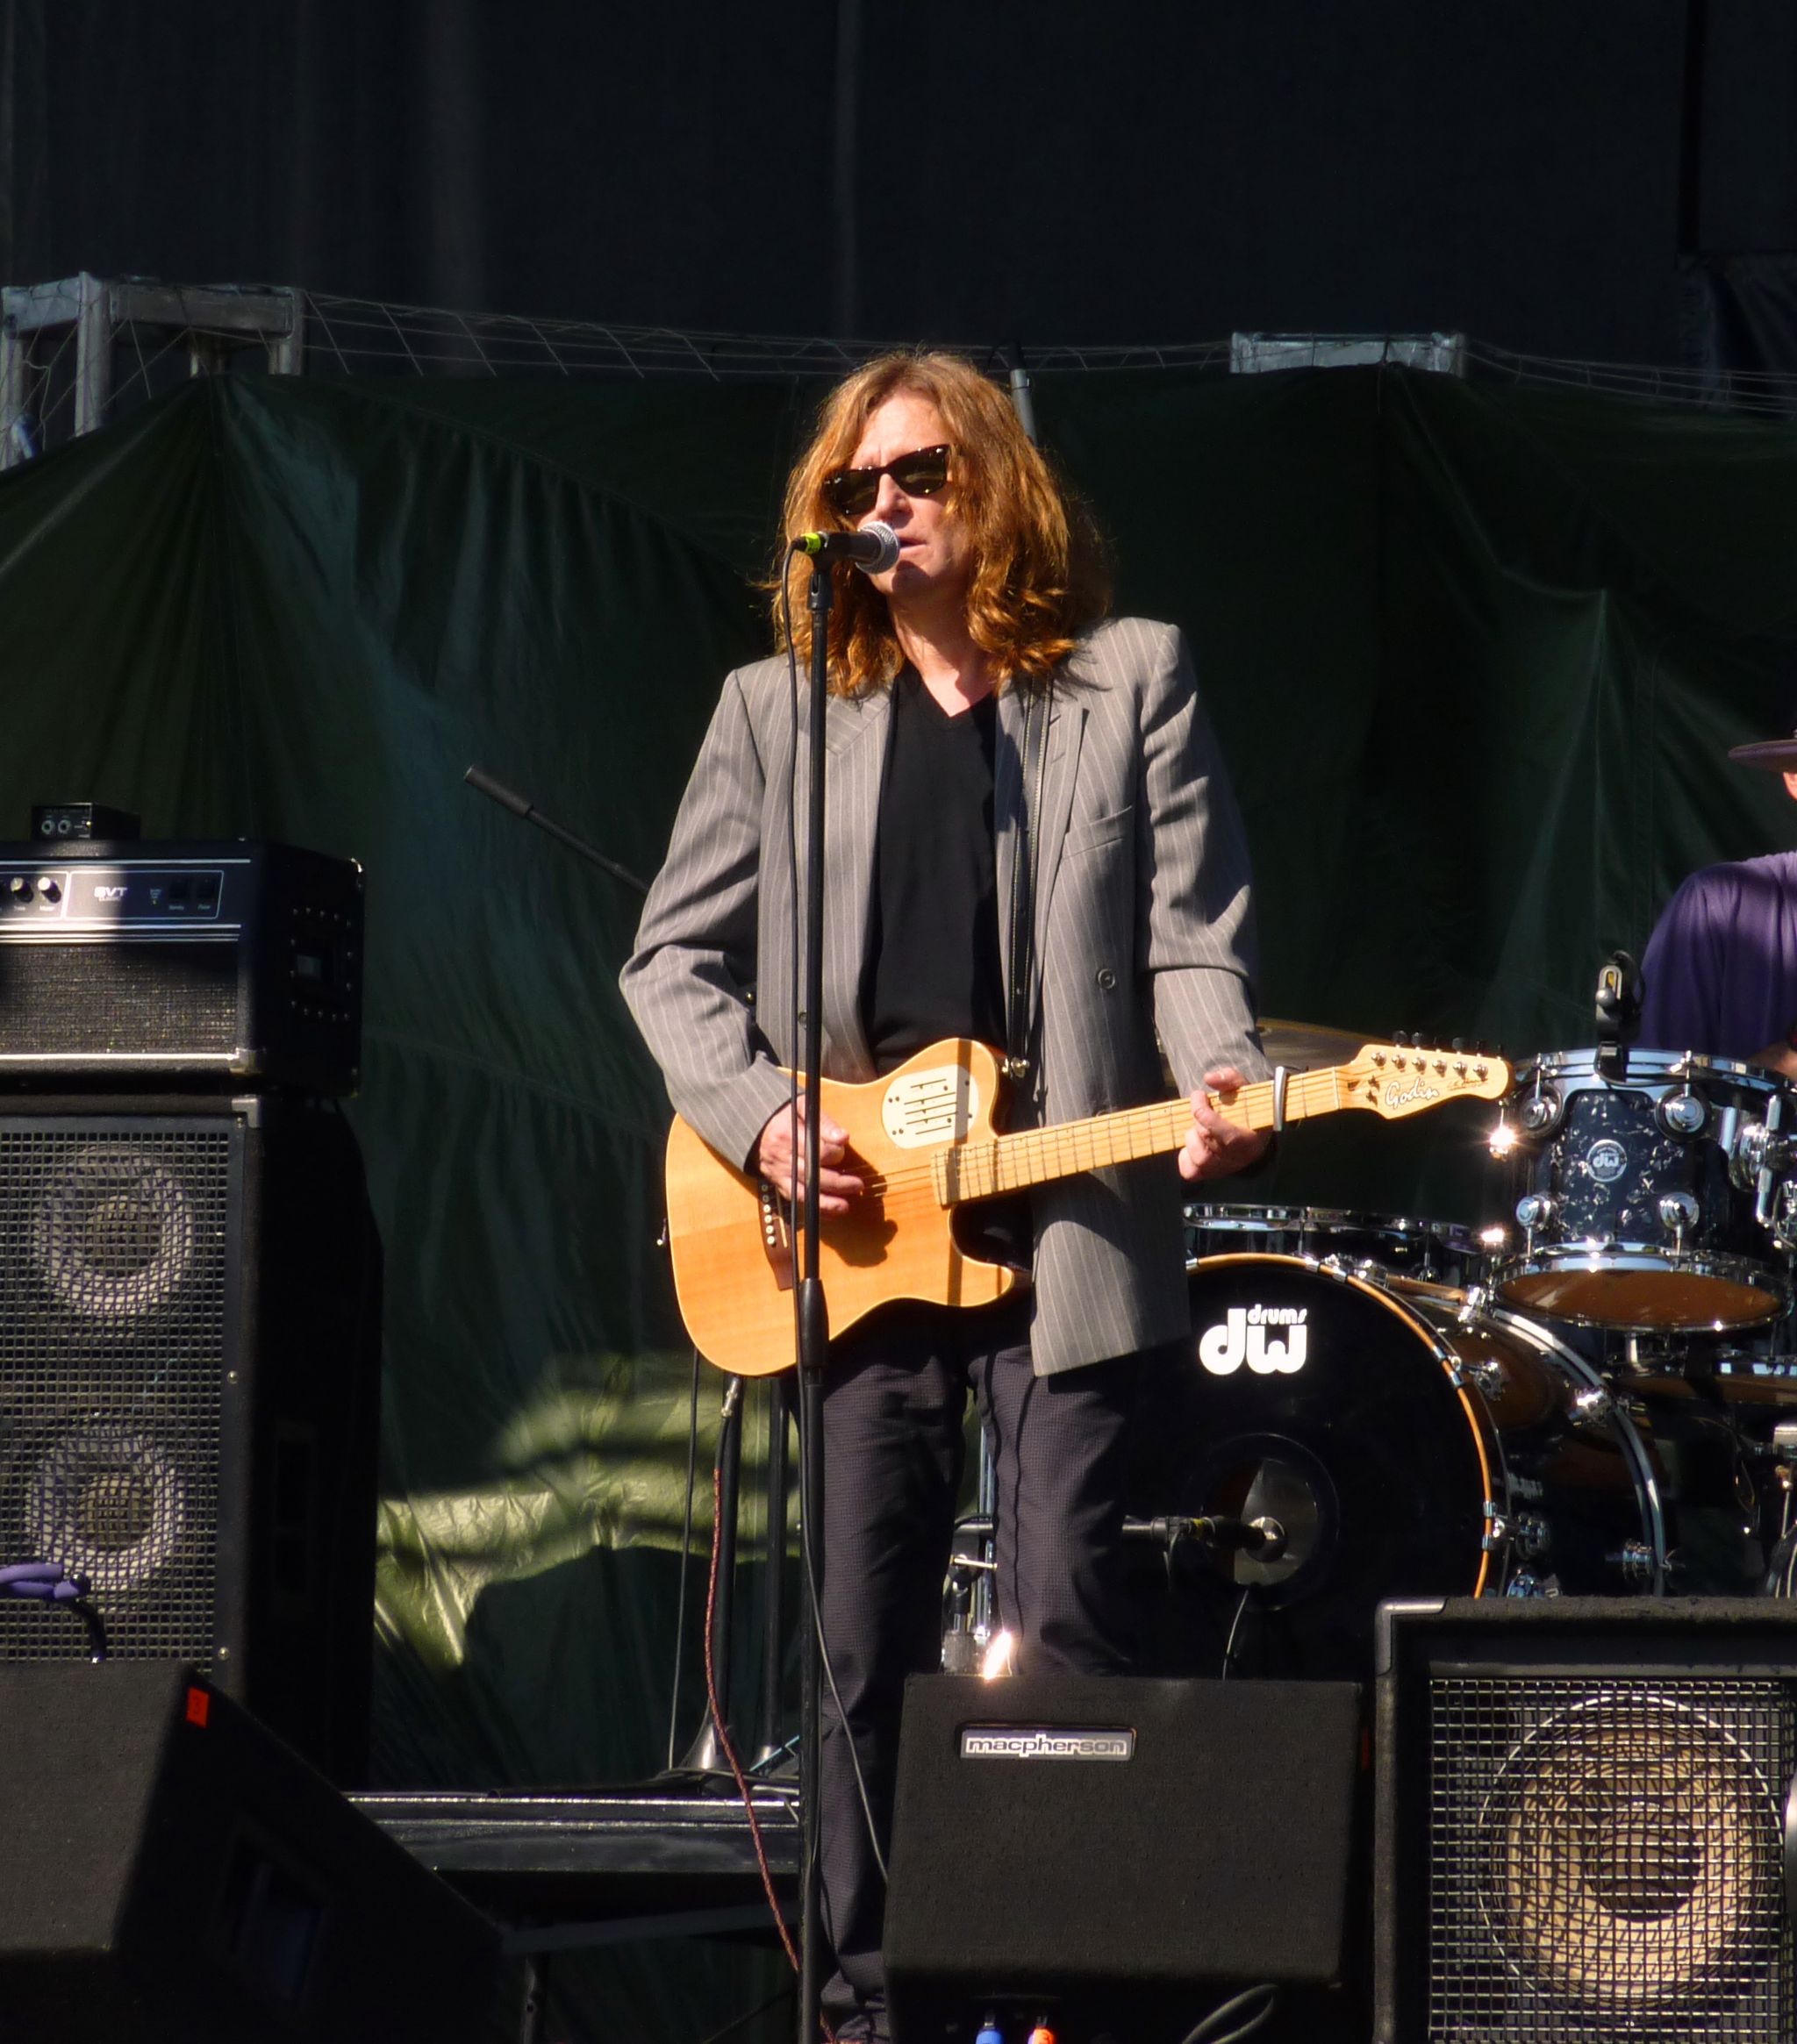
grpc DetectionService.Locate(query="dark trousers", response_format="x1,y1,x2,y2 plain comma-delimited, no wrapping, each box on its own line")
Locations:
813,1297,1148,2021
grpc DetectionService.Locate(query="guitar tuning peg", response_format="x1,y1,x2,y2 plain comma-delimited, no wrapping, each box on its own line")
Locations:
1451,1038,1466,1054
1392,1030,1409,1047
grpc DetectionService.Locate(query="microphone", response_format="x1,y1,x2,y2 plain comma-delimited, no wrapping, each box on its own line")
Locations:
791,521,900,573
1128,1514,1287,1560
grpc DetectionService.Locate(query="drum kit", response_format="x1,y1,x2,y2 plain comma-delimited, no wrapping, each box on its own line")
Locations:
1141,1032,1797,1680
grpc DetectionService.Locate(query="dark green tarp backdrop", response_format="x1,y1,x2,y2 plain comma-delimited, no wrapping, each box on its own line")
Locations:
2,363,1796,2036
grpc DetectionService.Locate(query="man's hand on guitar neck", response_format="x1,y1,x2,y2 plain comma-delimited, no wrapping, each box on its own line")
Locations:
1179,1067,1273,1183
755,1096,867,1215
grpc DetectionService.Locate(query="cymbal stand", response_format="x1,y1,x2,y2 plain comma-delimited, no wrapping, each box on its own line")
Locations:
677,1375,746,1775
754,1378,793,1771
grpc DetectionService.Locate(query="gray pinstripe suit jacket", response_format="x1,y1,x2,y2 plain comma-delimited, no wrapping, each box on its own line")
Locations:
620,615,1268,1375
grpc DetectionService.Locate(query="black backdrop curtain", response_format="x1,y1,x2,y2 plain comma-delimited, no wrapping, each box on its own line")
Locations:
0,0,1700,361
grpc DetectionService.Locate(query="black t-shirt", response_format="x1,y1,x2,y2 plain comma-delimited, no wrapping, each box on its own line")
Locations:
861,670,1008,1070
861,672,1031,1264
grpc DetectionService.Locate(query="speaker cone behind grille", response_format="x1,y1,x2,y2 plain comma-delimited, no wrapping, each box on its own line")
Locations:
0,1100,379,1781
30,1145,198,1326
1479,1691,1781,2013
23,1423,190,1597
1374,1600,1797,2044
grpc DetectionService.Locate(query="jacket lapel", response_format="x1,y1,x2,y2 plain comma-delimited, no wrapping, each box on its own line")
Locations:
1033,690,1085,965
996,680,1086,1058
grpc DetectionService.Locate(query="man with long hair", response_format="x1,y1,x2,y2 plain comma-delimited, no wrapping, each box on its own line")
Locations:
623,352,1268,2039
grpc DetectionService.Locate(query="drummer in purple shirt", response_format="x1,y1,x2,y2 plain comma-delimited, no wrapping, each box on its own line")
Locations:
1640,719,1797,1076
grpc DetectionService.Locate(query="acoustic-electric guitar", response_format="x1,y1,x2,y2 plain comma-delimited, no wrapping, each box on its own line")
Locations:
662,1036,1511,1377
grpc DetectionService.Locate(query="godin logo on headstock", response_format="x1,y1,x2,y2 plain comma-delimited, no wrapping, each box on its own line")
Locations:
1383,1076,1442,1110
1199,1304,1307,1376
881,1064,980,1148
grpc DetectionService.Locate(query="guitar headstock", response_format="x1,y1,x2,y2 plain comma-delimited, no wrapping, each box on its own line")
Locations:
1335,1037,1513,1118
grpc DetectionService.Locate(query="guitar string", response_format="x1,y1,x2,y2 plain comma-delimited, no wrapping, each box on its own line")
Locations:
836,1070,1332,1201
848,1085,1297,1200
831,1061,1493,1202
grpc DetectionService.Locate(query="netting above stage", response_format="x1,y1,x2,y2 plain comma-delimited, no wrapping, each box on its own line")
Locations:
7,275,1797,471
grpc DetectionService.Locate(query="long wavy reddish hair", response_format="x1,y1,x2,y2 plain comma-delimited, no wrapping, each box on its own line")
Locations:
771,352,1110,697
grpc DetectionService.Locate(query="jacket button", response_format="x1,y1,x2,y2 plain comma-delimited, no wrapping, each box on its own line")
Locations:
1096,968,1116,991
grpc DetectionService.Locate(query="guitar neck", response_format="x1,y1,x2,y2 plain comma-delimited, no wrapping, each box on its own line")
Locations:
939,1067,1346,1204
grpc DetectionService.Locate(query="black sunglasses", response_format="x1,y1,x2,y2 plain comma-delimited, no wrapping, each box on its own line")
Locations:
822,444,952,520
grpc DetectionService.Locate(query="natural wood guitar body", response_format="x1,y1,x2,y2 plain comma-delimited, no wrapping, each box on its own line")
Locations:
662,1035,1511,1377
663,1040,1017,1378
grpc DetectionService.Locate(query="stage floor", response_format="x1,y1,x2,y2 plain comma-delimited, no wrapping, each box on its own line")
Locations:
356,1783,800,1942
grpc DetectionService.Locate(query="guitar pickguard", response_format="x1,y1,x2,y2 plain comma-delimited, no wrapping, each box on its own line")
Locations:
881,1062,981,1147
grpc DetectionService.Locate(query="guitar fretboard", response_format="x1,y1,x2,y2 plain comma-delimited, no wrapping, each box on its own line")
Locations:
934,1067,1350,1204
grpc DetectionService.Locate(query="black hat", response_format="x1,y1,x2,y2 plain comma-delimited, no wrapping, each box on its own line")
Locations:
1728,732,1797,768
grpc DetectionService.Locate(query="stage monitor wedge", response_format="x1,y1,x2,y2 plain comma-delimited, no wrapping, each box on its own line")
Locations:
885,1673,1364,2044
0,1662,502,2044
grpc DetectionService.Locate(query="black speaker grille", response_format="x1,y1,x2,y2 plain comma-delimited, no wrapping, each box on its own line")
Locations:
1428,1675,1794,2040
0,1121,233,1662
0,943,240,1057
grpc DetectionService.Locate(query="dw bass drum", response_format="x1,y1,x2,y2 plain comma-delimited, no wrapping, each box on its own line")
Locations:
1138,1253,1668,1681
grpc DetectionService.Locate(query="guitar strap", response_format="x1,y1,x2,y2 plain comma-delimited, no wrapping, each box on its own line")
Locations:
1003,683,1049,1087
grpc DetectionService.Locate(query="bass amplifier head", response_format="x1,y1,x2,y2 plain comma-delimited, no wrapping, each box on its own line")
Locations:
1374,1597,1797,2044
0,840,362,1093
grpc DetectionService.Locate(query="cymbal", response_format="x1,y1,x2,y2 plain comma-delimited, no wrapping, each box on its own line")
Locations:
1256,1018,1370,1070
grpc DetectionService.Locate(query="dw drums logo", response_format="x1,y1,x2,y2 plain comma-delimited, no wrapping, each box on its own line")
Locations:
1198,1304,1308,1376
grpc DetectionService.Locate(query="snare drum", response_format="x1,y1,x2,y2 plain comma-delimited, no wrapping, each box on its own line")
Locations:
1139,1254,1667,1680
1185,1203,1491,1287
1495,1049,1794,1332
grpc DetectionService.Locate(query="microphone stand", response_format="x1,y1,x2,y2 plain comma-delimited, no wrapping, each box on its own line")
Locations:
462,766,650,898
795,556,834,2044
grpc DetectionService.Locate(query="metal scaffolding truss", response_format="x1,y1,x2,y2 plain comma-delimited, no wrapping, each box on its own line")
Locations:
1,276,302,468
4,275,1796,472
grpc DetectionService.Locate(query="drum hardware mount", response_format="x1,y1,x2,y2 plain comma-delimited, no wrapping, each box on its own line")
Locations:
1608,1538,1660,1587
1772,1426,1797,1563
1745,1090,1791,1228
1659,1086,1709,1137
1455,1285,1491,1328
1480,1502,1508,1556
1569,1383,1614,1428
1461,1357,1507,1403
1515,1083,1562,1139
1657,1192,1700,1247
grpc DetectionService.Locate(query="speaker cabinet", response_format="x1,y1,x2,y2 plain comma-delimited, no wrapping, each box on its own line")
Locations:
884,1674,1363,2044
0,1094,380,1780
0,1662,500,2043
1374,1597,1797,2044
